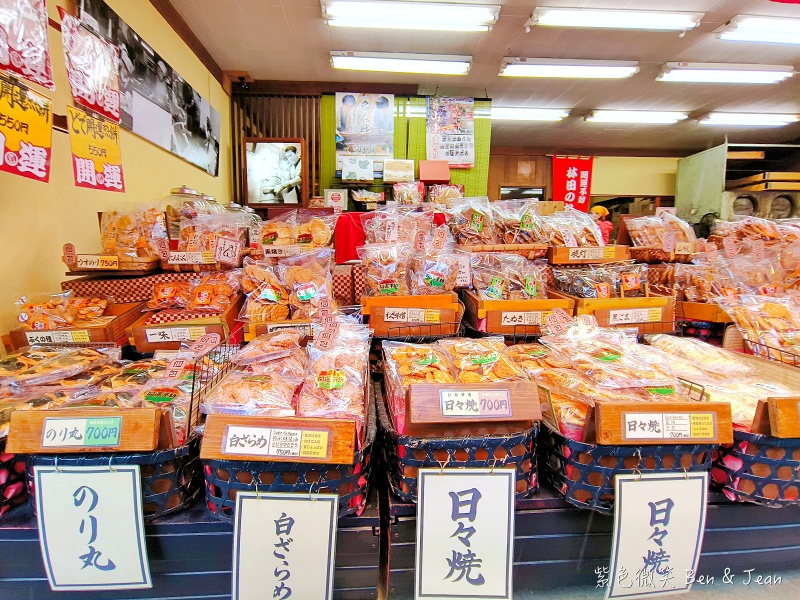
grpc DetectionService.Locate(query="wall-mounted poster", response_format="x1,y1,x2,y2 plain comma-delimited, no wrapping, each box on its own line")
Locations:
426,96,475,169
0,0,54,90
335,92,393,173
0,72,52,182
244,138,305,205
78,0,221,176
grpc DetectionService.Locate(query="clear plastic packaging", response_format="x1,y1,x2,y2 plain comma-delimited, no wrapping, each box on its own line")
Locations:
358,243,413,296
277,248,336,320
0,347,66,382
134,378,194,445
428,184,464,207
493,200,543,244
201,371,296,417
447,197,498,245
186,271,240,312
360,205,434,244
232,330,303,365
294,210,337,247
470,253,538,300
146,280,193,310
101,208,165,258
13,348,111,387
409,246,461,295
100,359,170,391
506,342,572,377
245,346,308,379
434,337,525,383
540,208,604,247
646,334,752,378
261,211,297,246
393,181,425,205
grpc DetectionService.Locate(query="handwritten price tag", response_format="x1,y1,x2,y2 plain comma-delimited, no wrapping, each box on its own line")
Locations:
546,313,567,335
314,323,339,350
722,238,738,258
414,230,426,252
317,297,333,323
215,237,242,265
753,239,765,262
164,358,189,379
551,308,574,325
432,226,448,250
63,243,77,266
662,231,676,253
155,238,170,261
189,333,221,357
385,217,399,242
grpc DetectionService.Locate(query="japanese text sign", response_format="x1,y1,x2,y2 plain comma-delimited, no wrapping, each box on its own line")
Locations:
67,105,125,192
34,465,151,591
552,155,593,212
59,9,120,123
0,73,52,181
0,0,54,89
605,472,708,598
416,469,515,599
233,492,338,600
214,236,242,265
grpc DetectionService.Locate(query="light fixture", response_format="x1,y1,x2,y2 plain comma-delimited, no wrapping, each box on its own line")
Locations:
330,51,471,75
700,113,799,127
718,15,800,45
491,107,569,121
586,110,688,124
500,58,639,79
658,63,794,84
527,7,702,32
322,1,499,32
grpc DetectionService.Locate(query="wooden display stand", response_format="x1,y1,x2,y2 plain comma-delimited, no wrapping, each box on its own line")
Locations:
677,300,733,323
549,289,676,333
547,245,630,265
461,289,574,335
62,243,160,275
361,293,462,338
460,243,548,260
616,215,695,264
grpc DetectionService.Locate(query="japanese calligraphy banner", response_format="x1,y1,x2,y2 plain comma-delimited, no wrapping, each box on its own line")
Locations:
552,155,593,212
606,472,708,598
0,0,55,90
0,72,51,181
426,96,475,168
416,469,514,600
60,9,121,123
67,105,125,191
233,492,338,600
34,465,151,591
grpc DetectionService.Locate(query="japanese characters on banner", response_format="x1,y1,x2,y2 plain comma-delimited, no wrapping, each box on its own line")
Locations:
0,73,52,181
604,472,708,599
232,492,338,600
426,96,475,168
67,105,125,192
0,0,54,90
334,92,394,172
59,8,121,123
416,469,515,600
34,465,152,591
552,155,594,212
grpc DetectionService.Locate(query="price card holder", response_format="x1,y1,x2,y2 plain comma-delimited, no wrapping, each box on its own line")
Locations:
416,469,515,600
233,492,337,600
34,465,152,591
607,472,708,599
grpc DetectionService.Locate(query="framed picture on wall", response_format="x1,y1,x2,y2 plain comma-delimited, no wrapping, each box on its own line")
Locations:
244,138,307,205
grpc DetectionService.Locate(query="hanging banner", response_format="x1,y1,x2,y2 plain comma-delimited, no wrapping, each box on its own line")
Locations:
0,0,54,90
59,8,120,123
334,92,394,172
416,468,515,599
67,105,125,192
605,472,708,598
0,72,52,182
552,155,593,212
426,96,475,168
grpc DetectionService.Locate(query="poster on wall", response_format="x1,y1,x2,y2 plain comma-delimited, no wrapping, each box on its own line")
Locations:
78,0,221,176
67,105,125,192
426,96,474,168
59,9,120,123
0,72,52,182
0,0,55,90
552,155,593,212
244,138,304,205
334,92,393,173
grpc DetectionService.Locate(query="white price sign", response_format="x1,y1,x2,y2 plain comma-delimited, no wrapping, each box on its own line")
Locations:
25,330,90,344
34,465,151,591
606,473,708,598
167,251,215,264
144,327,206,343
567,246,615,261
266,322,311,335
675,242,693,255
416,469,514,600
655,207,677,217
608,308,662,325
623,413,716,441
222,425,331,460
455,253,471,287
75,254,119,269
233,492,338,600
500,311,544,327
439,390,512,418
383,308,439,323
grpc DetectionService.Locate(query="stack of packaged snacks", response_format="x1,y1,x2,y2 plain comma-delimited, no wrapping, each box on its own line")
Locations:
393,181,425,205
15,292,111,330
260,209,337,249
99,207,166,266
447,197,499,245
626,213,697,248
360,205,435,245
428,184,464,207
470,253,547,300
552,263,648,299
714,295,800,363
493,200,542,244
540,207,604,247
144,271,241,314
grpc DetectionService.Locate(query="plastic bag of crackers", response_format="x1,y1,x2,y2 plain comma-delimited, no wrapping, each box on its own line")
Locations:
358,243,413,297
239,260,291,323
277,248,337,320
434,337,525,383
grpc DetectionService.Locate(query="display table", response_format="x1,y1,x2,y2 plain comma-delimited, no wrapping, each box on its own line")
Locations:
0,497,381,600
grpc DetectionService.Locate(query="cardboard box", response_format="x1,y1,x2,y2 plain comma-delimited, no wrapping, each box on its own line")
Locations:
418,160,450,183
383,159,415,183
61,272,197,304
461,290,573,336
332,264,355,305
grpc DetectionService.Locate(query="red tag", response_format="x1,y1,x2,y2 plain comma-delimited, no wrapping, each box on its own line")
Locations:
155,238,170,261
432,226,448,250
546,314,567,335
595,283,611,298
722,238,737,259
551,308,573,325
314,323,340,350
63,243,77,266
164,358,188,379
190,333,221,357
662,231,676,253
215,237,243,265
415,230,426,252
759,284,777,295
753,240,765,262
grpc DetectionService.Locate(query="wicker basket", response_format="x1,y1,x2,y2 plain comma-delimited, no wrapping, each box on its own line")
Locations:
0,439,27,517
376,383,538,504
712,430,800,508
539,424,715,515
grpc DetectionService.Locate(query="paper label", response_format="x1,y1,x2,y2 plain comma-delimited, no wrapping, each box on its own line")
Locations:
567,246,616,261
675,242,693,255
190,333,221,357
662,231,676,253
383,308,409,323
223,425,331,460
383,308,439,323
759,284,777,295
621,274,640,292
608,308,662,325
314,323,339,351
622,413,716,440
722,238,737,258
297,283,318,301
595,283,611,298
753,239,765,262
470,212,485,232
432,227,448,249
552,308,574,324
25,330,90,345
265,322,311,336
75,254,119,269
455,253,471,287
500,311,544,327
425,309,441,324
415,230,426,251
486,277,505,299
144,327,201,343
63,243,77,265
315,369,346,389
439,390,512,418
167,251,216,264
378,279,400,295
385,217,399,242
164,358,189,379
41,417,122,448
67,106,125,192
519,211,535,231
546,313,567,335
215,237,242,265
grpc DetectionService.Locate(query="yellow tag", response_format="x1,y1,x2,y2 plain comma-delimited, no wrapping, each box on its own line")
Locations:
602,246,616,259
201,252,216,264
0,74,53,182
424,309,441,324
690,414,715,439
67,106,124,192
189,326,207,340
300,430,330,458
70,330,91,343
647,308,663,322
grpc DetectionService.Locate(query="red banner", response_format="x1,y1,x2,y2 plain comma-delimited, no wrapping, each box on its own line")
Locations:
552,155,593,212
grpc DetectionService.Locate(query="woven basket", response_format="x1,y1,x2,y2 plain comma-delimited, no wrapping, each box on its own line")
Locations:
712,430,800,508
539,424,715,515
376,384,538,504
0,439,27,517
26,436,204,521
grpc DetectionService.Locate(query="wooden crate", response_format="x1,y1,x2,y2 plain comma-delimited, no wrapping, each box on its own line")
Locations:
459,243,548,260
549,290,675,333
547,245,630,265
461,289,574,335
360,292,458,314
244,319,312,341
726,171,800,189
677,300,733,323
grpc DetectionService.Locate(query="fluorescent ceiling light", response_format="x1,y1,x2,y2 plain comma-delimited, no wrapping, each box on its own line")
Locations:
528,7,702,31
718,15,800,45
501,58,638,79
658,63,793,84
330,51,471,75
491,107,569,121
322,1,499,32
700,113,799,127
587,110,688,124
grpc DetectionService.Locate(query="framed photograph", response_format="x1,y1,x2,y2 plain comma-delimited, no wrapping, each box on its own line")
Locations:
243,138,307,205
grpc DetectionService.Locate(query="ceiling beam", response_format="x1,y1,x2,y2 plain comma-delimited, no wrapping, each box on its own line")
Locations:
490,146,692,158
233,80,420,96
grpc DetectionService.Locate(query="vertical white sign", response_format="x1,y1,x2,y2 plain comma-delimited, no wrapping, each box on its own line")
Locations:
233,491,338,600
34,466,151,591
606,472,708,598
416,469,515,600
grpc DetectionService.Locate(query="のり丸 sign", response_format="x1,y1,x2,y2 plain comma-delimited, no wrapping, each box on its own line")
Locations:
67,105,125,192
0,73,52,182
552,155,593,212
